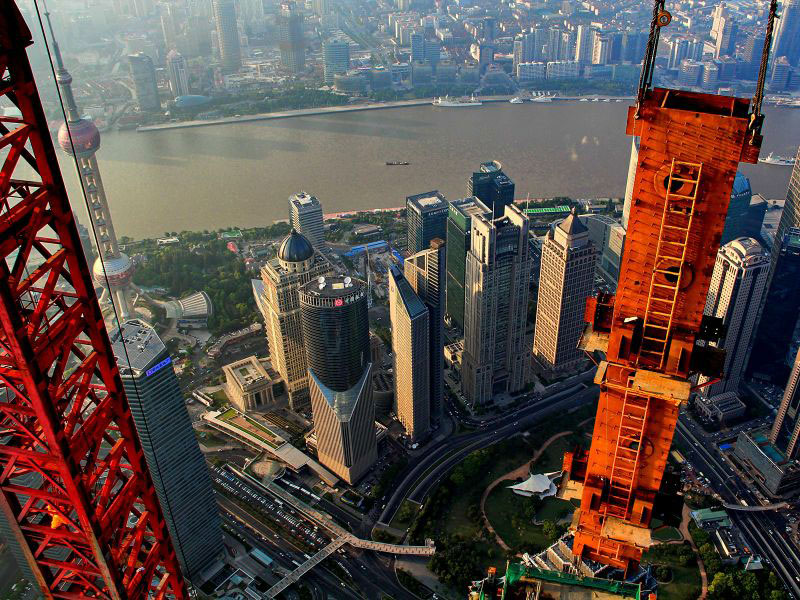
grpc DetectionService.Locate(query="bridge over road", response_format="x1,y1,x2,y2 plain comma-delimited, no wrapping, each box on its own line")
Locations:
723,501,789,512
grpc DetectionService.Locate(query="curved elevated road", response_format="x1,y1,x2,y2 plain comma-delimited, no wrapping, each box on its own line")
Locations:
379,384,599,525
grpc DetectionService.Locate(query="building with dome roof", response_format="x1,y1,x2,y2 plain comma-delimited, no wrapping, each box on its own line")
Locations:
258,230,333,411
46,11,135,319
696,237,769,410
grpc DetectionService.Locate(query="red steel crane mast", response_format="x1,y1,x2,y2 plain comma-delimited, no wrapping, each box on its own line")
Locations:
563,0,778,574
0,4,188,599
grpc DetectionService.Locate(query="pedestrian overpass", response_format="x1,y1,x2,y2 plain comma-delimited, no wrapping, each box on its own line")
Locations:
226,467,435,597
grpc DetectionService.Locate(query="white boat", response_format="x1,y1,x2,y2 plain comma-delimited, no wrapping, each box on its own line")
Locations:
509,97,525,104
759,152,797,166
531,95,553,103
579,98,589,102
432,94,482,107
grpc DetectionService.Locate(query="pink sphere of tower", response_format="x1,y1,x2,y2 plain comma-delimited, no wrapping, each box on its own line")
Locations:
58,118,100,158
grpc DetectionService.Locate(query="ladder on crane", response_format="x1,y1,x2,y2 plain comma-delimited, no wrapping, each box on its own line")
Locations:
638,159,702,370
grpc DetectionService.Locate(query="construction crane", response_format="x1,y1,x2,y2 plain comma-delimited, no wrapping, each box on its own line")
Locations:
562,0,779,575
0,4,187,599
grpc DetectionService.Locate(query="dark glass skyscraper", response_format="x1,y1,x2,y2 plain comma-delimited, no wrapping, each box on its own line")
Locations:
406,191,448,253
213,0,242,73
300,276,376,483
749,228,800,385
279,1,306,73
445,197,491,331
721,172,755,244
110,320,222,579
468,160,515,218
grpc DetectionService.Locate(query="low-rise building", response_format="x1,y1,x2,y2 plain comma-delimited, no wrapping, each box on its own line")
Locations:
734,428,800,497
694,391,746,423
223,356,280,412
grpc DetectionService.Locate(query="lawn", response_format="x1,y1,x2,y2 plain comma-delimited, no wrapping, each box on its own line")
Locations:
652,526,683,542
485,488,575,553
194,429,227,447
642,543,701,600
210,389,230,409
390,499,420,530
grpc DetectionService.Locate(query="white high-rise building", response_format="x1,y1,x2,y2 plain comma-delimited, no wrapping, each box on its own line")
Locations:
533,209,596,371
166,49,189,97
698,237,770,398
289,192,325,250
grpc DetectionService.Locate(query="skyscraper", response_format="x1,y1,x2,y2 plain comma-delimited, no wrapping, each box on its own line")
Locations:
389,266,430,441
749,228,800,385
213,0,242,73
405,239,446,422
467,160,515,219
462,205,532,406
166,49,190,98
279,1,306,73
720,173,755,243
289,192,325,250
697,238,770,399
771,347,800,459
259,230,333,410
714,15,738,58
110,320,222,579
128,52,160,111
575,25,593,64
410,30,425,62
445,197,491,331
323,38,350,84
46,13,135,318
533,209,596,371
406,191,448,253
774,0,800,66
300,276,376,484
773,146,800,250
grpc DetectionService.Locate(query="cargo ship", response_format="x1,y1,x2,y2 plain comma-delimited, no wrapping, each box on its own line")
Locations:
432,94,482,107
759,152,796,166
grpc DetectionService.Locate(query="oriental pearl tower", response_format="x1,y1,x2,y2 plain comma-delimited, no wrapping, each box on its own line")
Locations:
45,10,135,319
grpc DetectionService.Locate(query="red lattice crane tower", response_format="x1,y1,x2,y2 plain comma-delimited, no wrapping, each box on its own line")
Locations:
563,0,777,574
0,5,188,599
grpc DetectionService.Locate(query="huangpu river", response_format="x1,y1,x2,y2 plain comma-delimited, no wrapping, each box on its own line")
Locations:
62,101,799,239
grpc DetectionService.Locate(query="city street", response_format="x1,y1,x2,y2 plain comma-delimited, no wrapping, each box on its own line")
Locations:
676,415,800,597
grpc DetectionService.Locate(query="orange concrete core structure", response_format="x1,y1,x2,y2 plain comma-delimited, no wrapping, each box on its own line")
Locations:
565,88,761,573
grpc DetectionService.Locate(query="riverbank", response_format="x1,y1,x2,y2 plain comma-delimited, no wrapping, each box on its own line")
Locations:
135,94,636,132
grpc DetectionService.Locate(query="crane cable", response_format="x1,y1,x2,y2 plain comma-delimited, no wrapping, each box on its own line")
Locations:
750,0,779,144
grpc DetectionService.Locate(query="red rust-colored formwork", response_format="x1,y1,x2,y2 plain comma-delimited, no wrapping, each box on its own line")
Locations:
566,88,762,572
0,6,187,599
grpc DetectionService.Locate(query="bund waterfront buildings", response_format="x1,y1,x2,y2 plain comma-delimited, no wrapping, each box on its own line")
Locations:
533,209,596,372
279,1,306,73
462,204,532,406
468,161,515,218
289,192,325,250
259,230,333,410
388,265,430,441
213,0,242,73
696,238,770,421
405,239,446,422
406,191,448,253
110,320,223,579
445,197,491,331
300,276,376,484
